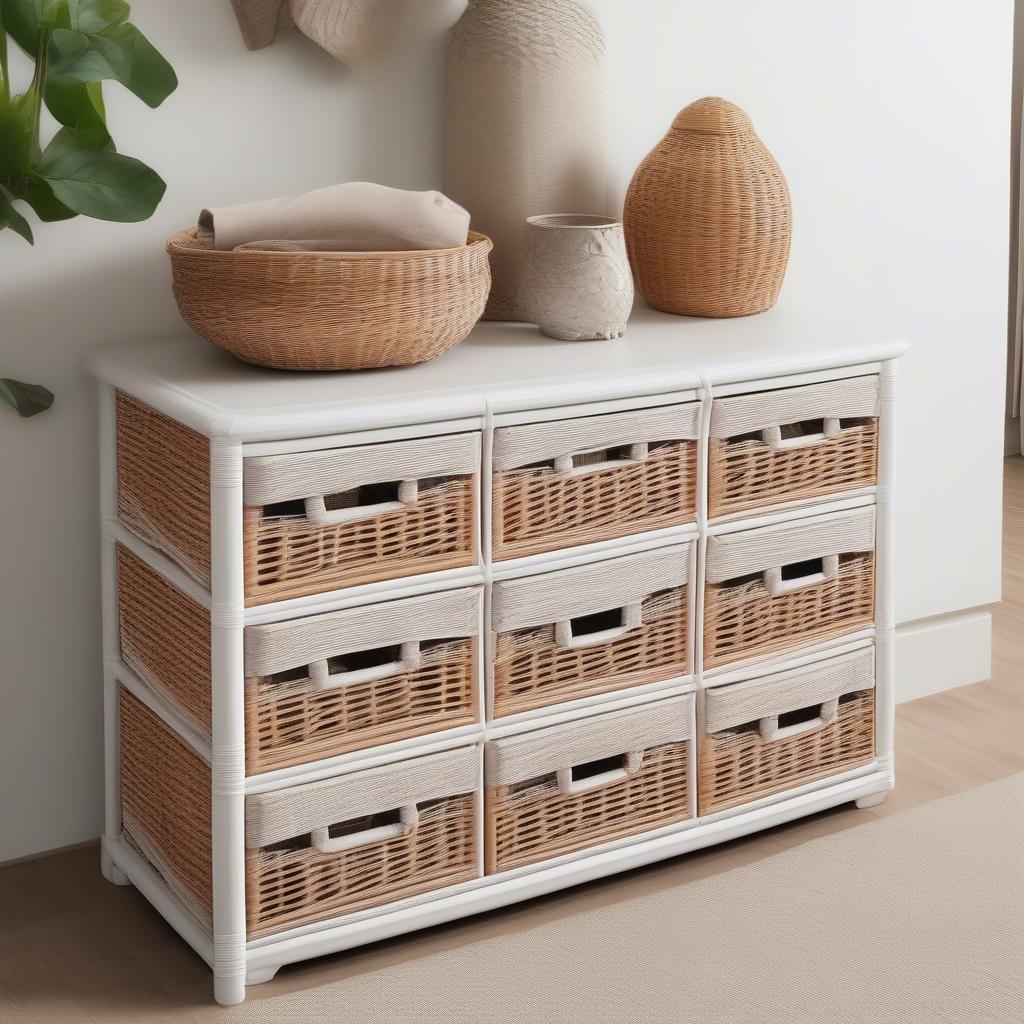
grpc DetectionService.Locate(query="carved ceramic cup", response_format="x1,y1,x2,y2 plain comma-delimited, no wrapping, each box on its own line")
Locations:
520,215,635,341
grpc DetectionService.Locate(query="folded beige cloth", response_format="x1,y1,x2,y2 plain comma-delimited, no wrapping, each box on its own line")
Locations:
198,182,471,252
231,0,467,61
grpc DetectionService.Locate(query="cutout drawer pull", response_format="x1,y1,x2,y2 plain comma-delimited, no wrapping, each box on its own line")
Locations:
311,803,420,855
304,479,419,527
554,602,644,651
763,553,840,597
556,751,644,796
553,442,650,478
761,417,841,452
310,641,422,691
759,698,840,743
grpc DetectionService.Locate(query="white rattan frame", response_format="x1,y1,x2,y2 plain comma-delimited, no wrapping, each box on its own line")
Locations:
95,346,902,1005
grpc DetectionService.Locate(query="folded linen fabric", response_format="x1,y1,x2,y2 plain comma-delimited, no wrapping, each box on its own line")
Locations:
198,182,471,252
231,0,467,61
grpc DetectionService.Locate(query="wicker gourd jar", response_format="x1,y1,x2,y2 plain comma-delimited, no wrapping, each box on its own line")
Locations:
624,97,791,318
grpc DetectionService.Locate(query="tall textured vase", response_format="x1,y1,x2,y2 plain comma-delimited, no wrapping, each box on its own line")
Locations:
444,0,608,321
624,97,792,318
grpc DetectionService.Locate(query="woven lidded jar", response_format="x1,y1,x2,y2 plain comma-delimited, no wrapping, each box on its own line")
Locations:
624,97,792,318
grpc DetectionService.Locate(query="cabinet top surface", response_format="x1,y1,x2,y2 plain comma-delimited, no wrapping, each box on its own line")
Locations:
89,304,906,442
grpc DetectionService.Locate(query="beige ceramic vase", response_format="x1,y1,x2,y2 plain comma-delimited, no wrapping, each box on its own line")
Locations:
624,97,792,318
521,215,634,341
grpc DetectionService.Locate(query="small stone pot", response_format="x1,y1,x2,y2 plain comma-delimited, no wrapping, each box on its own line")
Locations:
520,214,634,341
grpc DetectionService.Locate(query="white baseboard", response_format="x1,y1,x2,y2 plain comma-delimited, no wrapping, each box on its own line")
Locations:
895,610,992,703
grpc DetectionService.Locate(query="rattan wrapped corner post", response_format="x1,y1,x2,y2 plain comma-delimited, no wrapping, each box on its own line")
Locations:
91,309,904,1004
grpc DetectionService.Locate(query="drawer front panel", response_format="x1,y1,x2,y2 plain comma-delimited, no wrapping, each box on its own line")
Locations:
244,587,482,773
709,376,879,519
704,507,876,668
491,403,700,560
491,546,692,717
245,745,480,937
243,432,480,605
699,649,876,814
485,695,693,873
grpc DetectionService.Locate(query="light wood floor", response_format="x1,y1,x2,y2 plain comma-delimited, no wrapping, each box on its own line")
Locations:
3,464,1024,1020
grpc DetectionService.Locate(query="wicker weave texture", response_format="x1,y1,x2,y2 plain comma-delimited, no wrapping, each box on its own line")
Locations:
624,97,791,318
704,552,875,668
486,741,691,873
243,479,476,605
492,441,698,560
117,545,212,738
167,229,493,371
492,592,689,718
246,793,478,936
118,685,213,921
116,392,210,586
246,638,478,773
709,424,878,519
699,690,875,814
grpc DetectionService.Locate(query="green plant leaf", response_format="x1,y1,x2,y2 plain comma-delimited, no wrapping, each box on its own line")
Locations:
44,77,108,139
22,175,74,219
1,0,46,55
66,0,127,34
0,377,53,416
36,134,165,220
48,21,176,109
0,186,33,241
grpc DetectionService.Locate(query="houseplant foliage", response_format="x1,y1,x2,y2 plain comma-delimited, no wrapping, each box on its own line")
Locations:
0,0,177,415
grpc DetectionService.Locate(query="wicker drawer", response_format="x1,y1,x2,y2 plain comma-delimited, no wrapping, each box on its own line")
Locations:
115,393,480,603
484,695,693,873
117,544,481,772
708,376,879,519
491,403,700,560
699,648,876,814
245,745,480,937
704,506,876,669
490,545,692,718
243,432,480,605
244,587,481,773
120,689,480,939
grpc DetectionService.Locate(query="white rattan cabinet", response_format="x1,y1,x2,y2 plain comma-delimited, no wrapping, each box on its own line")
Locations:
90,306,905,1005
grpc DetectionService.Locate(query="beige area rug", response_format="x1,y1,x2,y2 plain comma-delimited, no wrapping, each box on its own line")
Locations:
207,775,1024,1024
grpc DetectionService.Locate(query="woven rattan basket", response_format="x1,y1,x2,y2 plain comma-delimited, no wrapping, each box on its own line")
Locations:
491,403,701,560
485,696,693,873
490,546,691,718
699,649,876,814
708,376,880,519
624,97,791,318
167,229,493,371
704,508,877,669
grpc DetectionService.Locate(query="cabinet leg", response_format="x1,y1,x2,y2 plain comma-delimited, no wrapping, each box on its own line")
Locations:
100,847,131,886
214,974,247,1006
246,966,280,987
855,791,890,810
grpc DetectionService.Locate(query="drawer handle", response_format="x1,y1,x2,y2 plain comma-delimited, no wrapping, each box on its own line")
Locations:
556,751,644,796
554,602,644,651
761,417,841,452
763,554,840,597
759,698,840,743
311,803,419,855
303,479,419,528
309,641,422,691
553,442,650,478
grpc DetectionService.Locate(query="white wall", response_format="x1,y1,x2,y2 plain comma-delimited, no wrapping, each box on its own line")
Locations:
0,0,1011,862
